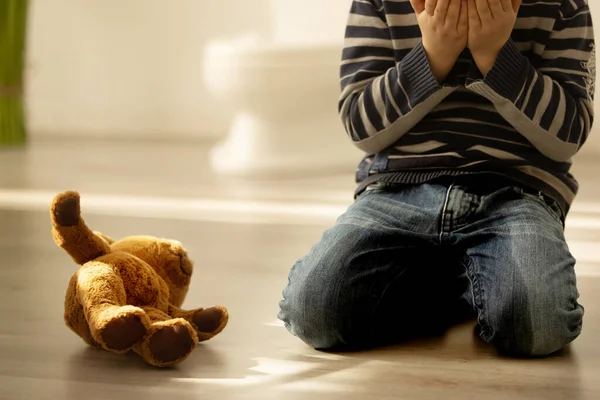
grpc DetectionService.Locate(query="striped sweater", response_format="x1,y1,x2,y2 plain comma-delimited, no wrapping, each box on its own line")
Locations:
339,0,595,216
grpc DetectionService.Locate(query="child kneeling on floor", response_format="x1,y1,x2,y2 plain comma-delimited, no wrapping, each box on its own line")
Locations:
278,0,595,357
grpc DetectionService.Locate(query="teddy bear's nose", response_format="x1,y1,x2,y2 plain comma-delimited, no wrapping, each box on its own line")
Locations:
179,253,193,275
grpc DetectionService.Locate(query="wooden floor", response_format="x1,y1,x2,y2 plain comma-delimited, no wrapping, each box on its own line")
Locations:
1,138,599,400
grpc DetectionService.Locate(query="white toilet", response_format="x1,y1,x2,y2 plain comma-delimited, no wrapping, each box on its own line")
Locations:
201,0,361,177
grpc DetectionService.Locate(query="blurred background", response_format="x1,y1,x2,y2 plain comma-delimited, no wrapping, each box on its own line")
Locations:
1,0,372,207
20,0,363,175
1,1,599,399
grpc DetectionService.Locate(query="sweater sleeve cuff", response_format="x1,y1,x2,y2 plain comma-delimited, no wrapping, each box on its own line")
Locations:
401,41,443,103
475,39,528,100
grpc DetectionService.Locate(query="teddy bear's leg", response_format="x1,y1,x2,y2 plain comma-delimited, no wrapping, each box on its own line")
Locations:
133,307,198,367
77,263,151,353
64,273,98,347
168,305,229,342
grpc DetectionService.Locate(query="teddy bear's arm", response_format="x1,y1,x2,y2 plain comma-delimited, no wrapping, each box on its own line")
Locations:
168,304,229,342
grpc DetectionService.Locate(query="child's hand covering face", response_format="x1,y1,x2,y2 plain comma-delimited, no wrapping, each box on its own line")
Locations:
410,0,469,82
467,0,522,74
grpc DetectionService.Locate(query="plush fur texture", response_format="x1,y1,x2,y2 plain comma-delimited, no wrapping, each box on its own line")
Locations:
51,191,228,367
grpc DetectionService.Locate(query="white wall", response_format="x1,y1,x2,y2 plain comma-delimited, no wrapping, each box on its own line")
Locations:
24,0,352,141
269,0,352,46
25,0,273,140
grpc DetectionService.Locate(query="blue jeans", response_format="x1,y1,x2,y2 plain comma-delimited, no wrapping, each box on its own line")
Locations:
278,182,584,357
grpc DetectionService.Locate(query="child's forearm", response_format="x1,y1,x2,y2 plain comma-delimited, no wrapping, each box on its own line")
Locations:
339,42,457,155
466,3,595,162
339,0,461,154
467,0,520,77
420,0,469,83
424,44,462,83
470,53,498,77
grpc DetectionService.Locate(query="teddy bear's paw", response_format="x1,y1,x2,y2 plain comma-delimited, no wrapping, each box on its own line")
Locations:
193,306,229,341
147,320,197,366
100,311,148,352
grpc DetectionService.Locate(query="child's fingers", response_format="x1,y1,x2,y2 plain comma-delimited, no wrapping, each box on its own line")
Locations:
499,0,512,12
409,0,426,15
512,0,522,13
446,0,461,24
487,0,504,16
468,0,481,27
434,0,450,20
475,0,492,21
425,0,437,16
457,0,469,33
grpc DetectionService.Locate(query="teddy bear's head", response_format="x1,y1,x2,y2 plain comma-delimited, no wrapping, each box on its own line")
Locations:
50,191,194,306
109,236,193,306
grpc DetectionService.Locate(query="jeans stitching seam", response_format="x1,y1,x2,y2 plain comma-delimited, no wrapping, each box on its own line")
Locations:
461,255,492,342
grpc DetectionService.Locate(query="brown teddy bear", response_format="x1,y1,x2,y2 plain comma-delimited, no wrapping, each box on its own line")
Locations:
50,190,229,367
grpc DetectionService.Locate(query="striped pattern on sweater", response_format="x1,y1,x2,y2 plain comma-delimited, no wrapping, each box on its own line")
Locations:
339,0,595,214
